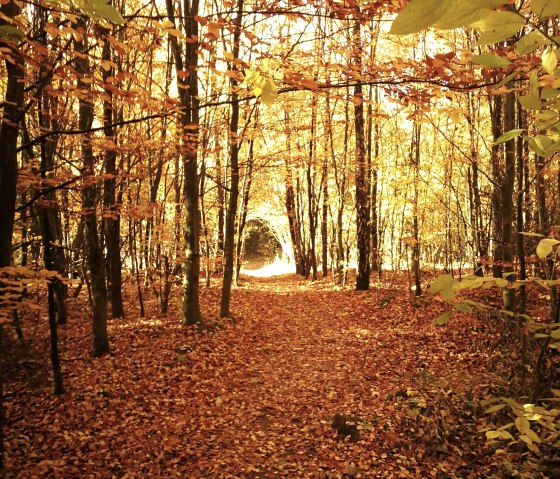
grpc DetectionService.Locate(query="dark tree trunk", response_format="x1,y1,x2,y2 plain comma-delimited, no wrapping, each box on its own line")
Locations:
490,94,505,279
76,17,110,356
411,123,422,296
0,2,24,469
353,18,370,291
220,0,244,317
235,138,255,285
370,88,380,278
0,1,23,269
321,153,328,278
535,154,549,235
516,101,527,313
102,36,125,319
166,0,201,325
501,91,516,311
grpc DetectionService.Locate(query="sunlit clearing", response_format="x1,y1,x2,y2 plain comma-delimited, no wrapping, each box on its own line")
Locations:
241,257,294,277
113,318,163,330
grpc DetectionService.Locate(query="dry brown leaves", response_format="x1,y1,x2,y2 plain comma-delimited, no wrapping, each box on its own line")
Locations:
3,273,506,478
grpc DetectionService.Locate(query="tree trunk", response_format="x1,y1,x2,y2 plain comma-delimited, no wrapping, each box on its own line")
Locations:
353,18,370,291
235,138,255,285
102,36,125,319
220,0,244,317
166,0,201,325
76,17,110,356
0,2,23,469
0,0,23,269
516,101,527,313
411,123,422,296
490,94,504,279
501,91,516,311
321,151,328,278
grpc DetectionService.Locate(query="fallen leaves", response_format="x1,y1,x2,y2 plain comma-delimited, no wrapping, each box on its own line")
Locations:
3,273,506,478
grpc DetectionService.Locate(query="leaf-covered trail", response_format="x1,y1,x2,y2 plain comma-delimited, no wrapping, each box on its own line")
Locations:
4,274,499,478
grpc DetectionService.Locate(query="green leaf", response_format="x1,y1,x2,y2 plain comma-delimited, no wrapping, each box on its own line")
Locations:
515,415,531,434
525,427,542,443
518,95,542,110
471,11,526,46
495,72,518,89
485,403,507,413
434,311,453,326
434,2,502,29
541,88,560,100
493,128,524,145
531,0,560,18
542,47,558,74
429,274,455,294
550,328,560,339
454,302,472,314
536,238,560,258
528,135,560,157
259,79,277,106
77,0,125,25
486,430,501,439
495,278,509,288
485,430,502,439
0,25,25,42
530,70,540,102
472,53,511,68
519,231,545,237
516,30,549,55
390,0,450,35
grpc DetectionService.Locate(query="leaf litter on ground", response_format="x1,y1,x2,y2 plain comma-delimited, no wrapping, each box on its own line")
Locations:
3,273,511,478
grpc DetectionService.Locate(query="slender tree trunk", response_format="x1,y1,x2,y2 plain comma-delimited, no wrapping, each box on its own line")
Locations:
216,150,225,273
535,154,549,235
167,0,201,325
491,94,505,279
102,36,125,319
501,91,516,311
76,17,110,356
516,101,527,312
321,152,328,278
370,87,380,278
411,123,422,296
353,17,370,290
220,0,244,317
235,138,255,285
40,206,65,394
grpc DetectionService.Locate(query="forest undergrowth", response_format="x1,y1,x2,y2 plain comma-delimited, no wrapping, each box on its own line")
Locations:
2,273,539,478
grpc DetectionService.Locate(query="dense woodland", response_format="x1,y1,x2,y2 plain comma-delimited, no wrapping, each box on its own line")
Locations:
1,0,560,477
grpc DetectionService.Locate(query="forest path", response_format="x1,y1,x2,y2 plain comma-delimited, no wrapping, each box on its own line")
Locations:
170,274,488,478
4,274,496,478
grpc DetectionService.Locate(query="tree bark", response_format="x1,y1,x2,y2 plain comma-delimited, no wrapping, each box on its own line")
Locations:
220,0,244,317
353,18,370,290
102,36,125,319
411,123,422,296
166,0,202,325
76,17,110,356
